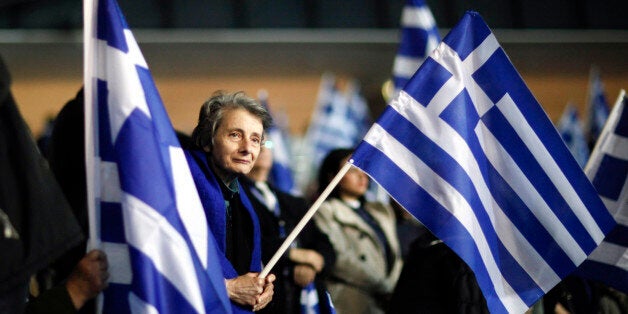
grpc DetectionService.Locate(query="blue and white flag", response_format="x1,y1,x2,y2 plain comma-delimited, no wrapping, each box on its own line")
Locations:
350,11,616,314
258,90,297,194
305,73,359,167
391,0,441,97
585,66,610,147
577,90,628,293
84,0,231,313
557,104,590,167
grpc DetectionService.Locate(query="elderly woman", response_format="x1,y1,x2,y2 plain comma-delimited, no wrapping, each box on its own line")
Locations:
184,90,276,313
313,148,403,314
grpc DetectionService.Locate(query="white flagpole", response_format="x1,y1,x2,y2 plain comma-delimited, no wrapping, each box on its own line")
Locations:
84,0,103,312
83,0,100,251
259,161,353,278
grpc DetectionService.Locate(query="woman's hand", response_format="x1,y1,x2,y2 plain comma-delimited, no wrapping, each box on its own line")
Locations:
253,274,276,312
225,273,265,307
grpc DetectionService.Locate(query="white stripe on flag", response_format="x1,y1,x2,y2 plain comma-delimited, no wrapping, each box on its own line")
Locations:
362,122,527,311
170,146,208,268
96,32,150,142
123,193,205,314
401,6,437,29
496,94,605,243
100,161,121,203
603,134,628,161
102,241,132,284
393,55,424,79
587,242,628,267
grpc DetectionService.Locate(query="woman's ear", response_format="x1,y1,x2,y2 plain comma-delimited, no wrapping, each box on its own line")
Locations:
203,145,210,153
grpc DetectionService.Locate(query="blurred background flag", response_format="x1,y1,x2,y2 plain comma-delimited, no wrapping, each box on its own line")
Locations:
84,0,230,312
390,0,441,98
585,66,610,149
556,103,590,168
304,73,356,167
258,89,297,194
576,90,628,293
350,11,616,314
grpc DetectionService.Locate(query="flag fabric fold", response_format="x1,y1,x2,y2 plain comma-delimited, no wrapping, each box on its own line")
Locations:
556,104,590,167
84,0,230,313
577,90,628,293
351,11,616,314
391,0,441,96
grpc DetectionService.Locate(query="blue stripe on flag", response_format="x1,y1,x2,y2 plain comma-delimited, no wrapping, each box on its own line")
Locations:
577,260,628,293
604,225,628,247
114,109,178,219
97,0,128,52
592,154,628,201
128,247,205,314
137,67,180,146
442,14,491,60
351,142,510,314
397,28,434,56
403,57,452,106
97,80,116,162
614,100,628,136
100,202,125,243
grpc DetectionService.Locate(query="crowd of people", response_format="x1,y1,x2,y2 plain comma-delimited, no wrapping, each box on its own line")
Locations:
6,88,627,314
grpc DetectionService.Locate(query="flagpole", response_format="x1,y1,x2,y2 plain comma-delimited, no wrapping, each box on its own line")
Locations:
259,161,353,278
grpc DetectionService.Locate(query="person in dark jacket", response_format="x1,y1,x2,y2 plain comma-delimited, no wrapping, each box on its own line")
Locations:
388,227,489,314
241,145,336,313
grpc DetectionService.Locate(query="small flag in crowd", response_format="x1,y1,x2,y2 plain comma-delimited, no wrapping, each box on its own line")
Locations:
305,73,363,167
258,90,297,194
391,0,441,97
84,0,230,313
557,104,590,167
577,90,628,293
585,66,610,148
351,11,616,314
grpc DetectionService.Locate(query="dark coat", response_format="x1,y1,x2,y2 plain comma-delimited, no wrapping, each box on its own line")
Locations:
388,229,489,314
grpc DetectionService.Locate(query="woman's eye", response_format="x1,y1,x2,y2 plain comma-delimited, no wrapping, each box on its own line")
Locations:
229,132,242,139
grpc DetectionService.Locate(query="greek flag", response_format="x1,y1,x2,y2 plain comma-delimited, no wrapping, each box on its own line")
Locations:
258,90,297,194
577,90,628,293
585,66,610,147
351,11,616,314
557,104,590,168
305,73,360,167
391,0,441,96
84,0,231,312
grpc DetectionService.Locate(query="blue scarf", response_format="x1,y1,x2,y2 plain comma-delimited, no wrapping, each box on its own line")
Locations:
185,149,262,313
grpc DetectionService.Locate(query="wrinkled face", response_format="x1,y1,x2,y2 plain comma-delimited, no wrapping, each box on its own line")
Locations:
207,108,264,182
338,156,369,200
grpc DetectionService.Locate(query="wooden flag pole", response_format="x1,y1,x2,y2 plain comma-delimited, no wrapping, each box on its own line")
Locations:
259,161,354,278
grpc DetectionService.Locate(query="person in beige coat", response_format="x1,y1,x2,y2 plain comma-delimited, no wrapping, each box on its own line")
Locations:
313,148,403,314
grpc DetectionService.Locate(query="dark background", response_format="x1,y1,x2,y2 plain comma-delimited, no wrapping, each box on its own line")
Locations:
1,0,627,30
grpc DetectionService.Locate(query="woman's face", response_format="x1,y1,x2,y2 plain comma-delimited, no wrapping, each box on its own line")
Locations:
338,156,369,200
207,108,264,182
